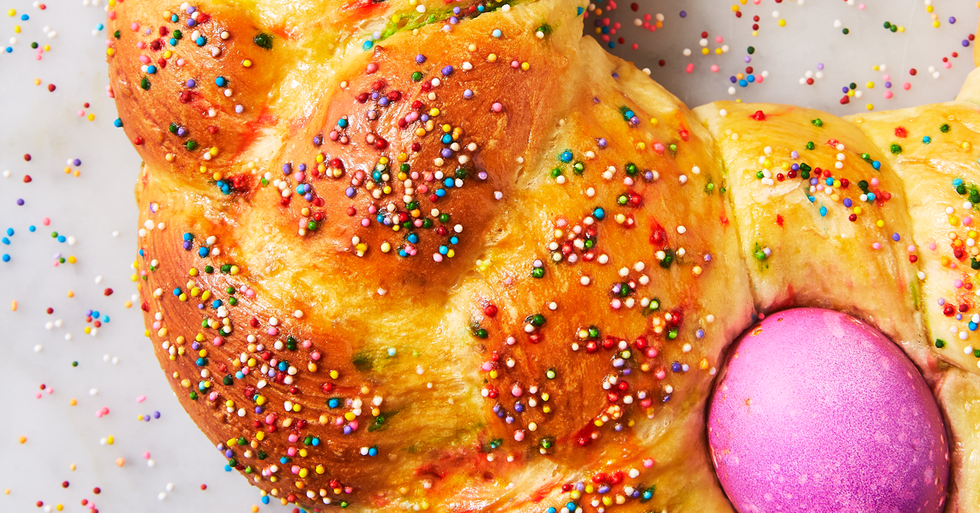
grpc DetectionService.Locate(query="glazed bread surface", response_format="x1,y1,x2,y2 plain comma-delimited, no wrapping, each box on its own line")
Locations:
108,0,980,510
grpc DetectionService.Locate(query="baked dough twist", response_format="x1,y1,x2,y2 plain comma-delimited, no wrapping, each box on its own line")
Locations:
107,0,980,510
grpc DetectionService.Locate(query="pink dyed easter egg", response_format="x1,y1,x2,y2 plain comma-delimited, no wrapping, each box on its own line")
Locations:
708,308,948,513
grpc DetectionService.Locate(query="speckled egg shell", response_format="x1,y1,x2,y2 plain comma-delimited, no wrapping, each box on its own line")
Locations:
708,308,949,513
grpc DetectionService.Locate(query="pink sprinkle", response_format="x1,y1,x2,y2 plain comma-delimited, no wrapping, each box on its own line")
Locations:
884,91,893,99
964,217,973,226
643,459,655,468
288,434,299,443
366,62,378,74
954,279,964,288
514,431,525,442
136,395,146,403
432,253,444,262
686,63,694,73
870,178,879,187
903,82,911,90
360,218,370,227
711,64,719,73
511,384,523,397
655,369,666,380
42,217,50,226
715,36,724,44
491,102,503,112
929,243,937,251
872,242,882,250
143,452,151,459
130,22,139,30
213,336,223,346
267,327,278,336
311,351,321,361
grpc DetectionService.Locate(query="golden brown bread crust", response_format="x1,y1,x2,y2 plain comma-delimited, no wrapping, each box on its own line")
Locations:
111,0,980,510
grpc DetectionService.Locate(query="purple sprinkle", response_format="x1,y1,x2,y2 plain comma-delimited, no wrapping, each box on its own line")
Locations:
421,114,430,122
440,148,453,158
182,240,192,250
478,171,488,180
177,127,188,137
938,298,946,306
345,187,356,198
378,98,389,107
679,10,687,18
884,81,892,88
817,63,824,71
892,233,901,241
197,303,204,309
185,6,195,14
186,79,196,88
304,193,313,201
463,89,473,98
153,411,160,418
298,163,307,172
415,54,426,64
186,19,195,27
453,6,460,13
441,65,454,76
790,151,799,159
612,72,619,79
449,16,458,24
73,159,81,166
16,199,24,206
283,163,291,174
744,56,751,63
964,40,971,48
597,138,607,148
949,17,956,24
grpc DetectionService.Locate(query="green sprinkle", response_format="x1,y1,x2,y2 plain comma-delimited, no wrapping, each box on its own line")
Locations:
532,267,545,279
890,144,902,155
253,33,273,50
811,119,823,127
935,339,947,348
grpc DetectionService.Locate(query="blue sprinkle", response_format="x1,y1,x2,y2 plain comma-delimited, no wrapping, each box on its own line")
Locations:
747,75,756,83
819,206,828,217
872,160,881,170
439,245,448,255
923,136,931,144
492,29,502,37
1,254,9,262
57,235,66,243
28,226,35,232
113,118,123,128
20,14,28,20
953,178,964,187
198,247,209,257
867,192,876,201
1,238,8,245
738,79,749,87
593,207,605,220
215,76,227,87
146,65,157,74
195,36,206,46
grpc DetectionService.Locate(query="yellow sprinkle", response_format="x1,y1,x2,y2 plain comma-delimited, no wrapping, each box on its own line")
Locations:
18,436,26,444
34,78,41,85
778,19,786,27
69,398,77,406
13,25,19,33
487,53,497,62
521,62,530,71
866,104,874,111
10,300,16,312
7,9,15,16
67,290,74,298
243,59,252,67
67,256,76,264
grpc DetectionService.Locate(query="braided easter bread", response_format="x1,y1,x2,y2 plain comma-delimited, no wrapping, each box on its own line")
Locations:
106,0,980,510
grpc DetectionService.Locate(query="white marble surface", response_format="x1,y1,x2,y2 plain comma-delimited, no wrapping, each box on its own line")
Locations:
0,0,975,512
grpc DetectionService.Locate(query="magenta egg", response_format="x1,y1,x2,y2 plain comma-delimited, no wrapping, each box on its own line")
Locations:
708,308,948,513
